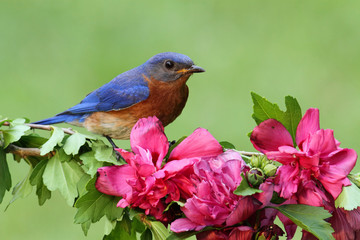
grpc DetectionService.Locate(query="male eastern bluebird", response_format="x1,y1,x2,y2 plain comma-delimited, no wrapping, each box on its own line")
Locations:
33,52,205,141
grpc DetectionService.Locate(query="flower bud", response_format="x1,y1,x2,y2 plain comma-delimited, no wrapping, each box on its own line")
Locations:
250,155,267,168
247,168,265,187
263,164,277,177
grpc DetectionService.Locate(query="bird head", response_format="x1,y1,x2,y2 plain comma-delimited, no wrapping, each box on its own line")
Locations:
144,52,205,82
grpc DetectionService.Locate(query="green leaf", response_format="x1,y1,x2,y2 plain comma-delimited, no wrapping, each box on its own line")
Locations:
103,214,137,240
16,133,48,148
81,220,91,236
335,183,360,211
0,147,12,203
251,92,284,125
74,189,123,224
92,140,118,164
63,132,87,155
141,228,152,240
284,96,302,144
219,141,236,149
43,150,86,206
233,173,262,196
2,124,30,148
40,126,65,155
80,150,105,176
74,177,123,224
77,174,92,198
30,159,51,205
7,167,33,209
148,220,170,240
166,136,187,159
104,218,117,235
251,92,302,146
272,204,334,240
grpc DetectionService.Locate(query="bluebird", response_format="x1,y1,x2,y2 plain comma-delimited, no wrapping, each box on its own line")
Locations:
33,52,205,142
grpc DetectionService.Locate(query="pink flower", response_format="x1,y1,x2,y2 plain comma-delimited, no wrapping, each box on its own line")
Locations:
250,108,357,202
170,150,273,233
95,116,223,221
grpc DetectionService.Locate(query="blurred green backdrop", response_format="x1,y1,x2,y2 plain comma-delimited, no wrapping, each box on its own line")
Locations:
1,0,360,239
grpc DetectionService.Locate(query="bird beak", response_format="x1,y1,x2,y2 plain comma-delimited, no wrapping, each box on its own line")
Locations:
188,65,205,73
177,65,205,74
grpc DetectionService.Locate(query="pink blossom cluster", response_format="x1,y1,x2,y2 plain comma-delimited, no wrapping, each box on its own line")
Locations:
95,110,360,239
251,108,360,239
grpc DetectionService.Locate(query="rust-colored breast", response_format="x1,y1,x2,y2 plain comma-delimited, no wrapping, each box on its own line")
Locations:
84,74,190,139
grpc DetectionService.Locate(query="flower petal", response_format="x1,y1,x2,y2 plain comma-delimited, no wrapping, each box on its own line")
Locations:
169,128,223,161
95,165,137,198
274,164,300,199
250,119,293,153
130,116,169,169
296,108,320,147
301,129,337,157
170,218,205,232
226,196,262,226
229,226,255,240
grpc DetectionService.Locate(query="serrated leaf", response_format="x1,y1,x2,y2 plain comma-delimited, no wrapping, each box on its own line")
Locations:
141,228,152,240
7,167,33,209
63,132,87,155
43,151,86,206
11,118,27,125
92,140,118,164
17,133,48,148
74,189,123,224
0,148,11,203
219,141,236,149
74,177,123,224
272,204,334,240
251,92,302,146
77,174,92,198
40,126,65,155
81,220,91,236
2,124,30,148
233,173,262,196
29,159,51,205
284,96,302,145
335,183,360,211
149,220,170,240
251,92,284,125
104,218,117,235
80,150,105,176
103,214,137,240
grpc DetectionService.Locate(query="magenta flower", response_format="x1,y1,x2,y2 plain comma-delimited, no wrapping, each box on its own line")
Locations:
170,150,273,233
95,116,223,221
250,108,357,203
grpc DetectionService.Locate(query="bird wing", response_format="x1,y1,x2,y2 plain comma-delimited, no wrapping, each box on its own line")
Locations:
61,74,149,115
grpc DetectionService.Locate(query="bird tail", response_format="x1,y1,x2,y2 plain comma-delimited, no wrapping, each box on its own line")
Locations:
32,114,83,125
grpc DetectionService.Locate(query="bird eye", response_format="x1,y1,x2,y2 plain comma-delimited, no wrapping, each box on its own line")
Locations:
164,60,175,70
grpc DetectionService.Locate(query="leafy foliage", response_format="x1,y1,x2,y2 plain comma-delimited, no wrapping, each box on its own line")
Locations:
272,204,335,240
74,178,123,225
43,150,86,206
0,148,11,203
0,93,359,240
29,158,51,205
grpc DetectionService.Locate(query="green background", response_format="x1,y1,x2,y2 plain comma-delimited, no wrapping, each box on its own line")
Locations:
1,1,360,239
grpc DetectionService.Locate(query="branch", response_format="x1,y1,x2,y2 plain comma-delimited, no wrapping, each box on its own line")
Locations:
6,144,51,158
3,122,76,135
